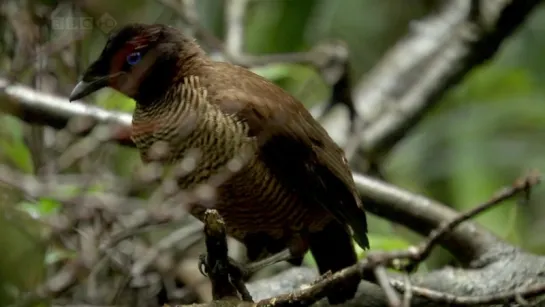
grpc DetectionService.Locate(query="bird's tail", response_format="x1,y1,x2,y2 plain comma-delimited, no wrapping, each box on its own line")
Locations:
308,221,361,305
347,208,370,250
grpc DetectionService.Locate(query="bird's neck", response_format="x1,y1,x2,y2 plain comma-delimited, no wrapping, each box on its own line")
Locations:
133,45,208,105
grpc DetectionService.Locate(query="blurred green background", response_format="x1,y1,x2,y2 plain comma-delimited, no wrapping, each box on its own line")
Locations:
1,0,545,305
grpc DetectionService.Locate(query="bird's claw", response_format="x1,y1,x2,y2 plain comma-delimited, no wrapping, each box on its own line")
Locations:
198,253,250,280
198,254,209,277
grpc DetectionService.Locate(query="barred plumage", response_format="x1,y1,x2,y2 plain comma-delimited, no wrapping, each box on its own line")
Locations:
133,75,332,242
70,23,369,305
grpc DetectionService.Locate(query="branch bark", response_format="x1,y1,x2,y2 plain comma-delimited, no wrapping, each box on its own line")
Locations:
325,0,543,165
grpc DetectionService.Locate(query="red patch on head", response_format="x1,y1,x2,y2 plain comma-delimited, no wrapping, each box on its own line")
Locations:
110,35,149,74
110,45,133,74
108,35,152,95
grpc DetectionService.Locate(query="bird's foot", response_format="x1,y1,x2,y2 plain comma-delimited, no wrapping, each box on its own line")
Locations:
198,254,253,302
199,248,293,279
198,254,250,279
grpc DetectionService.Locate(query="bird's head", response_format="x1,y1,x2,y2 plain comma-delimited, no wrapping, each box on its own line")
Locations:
69,23,204,104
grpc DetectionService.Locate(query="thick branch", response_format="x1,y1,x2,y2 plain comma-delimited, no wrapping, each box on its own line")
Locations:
0,78,134,146
346,0,542,162
353,173,503,266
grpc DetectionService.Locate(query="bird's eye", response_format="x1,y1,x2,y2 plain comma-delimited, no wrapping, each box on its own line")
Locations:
126,52,142,65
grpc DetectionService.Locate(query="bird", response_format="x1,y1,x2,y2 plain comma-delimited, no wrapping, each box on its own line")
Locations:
69,23,369,305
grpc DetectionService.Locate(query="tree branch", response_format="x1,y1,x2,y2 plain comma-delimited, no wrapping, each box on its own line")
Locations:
339,0,542,165
353,173,504,266
184,173,545,307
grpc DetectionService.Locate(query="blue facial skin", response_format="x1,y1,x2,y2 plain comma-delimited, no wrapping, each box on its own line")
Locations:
127,52,142,65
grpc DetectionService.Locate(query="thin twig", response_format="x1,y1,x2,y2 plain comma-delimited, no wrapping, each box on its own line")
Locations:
404,169,541,272
373,265,401,307
401,274,412,307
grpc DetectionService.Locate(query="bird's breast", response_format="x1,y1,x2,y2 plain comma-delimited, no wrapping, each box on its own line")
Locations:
131,99,257,189
131,98,333,244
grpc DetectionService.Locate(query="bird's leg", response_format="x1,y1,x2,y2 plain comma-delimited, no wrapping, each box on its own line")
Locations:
199,248,293,278
240,248,292,273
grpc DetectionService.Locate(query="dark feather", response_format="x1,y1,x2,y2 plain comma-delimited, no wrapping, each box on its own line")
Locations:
192,63,369,249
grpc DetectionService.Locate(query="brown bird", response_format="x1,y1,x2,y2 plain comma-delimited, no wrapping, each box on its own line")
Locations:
69,23,369,304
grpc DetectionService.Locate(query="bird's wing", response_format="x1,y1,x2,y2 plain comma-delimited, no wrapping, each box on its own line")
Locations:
198,63,369,249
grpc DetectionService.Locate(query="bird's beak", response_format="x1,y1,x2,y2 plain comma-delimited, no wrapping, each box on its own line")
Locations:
69,76,110,102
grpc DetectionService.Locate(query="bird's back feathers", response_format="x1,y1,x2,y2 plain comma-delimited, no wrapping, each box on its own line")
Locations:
190,62,369,249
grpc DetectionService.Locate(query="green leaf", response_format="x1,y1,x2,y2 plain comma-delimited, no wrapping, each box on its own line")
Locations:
357,234,413,258
36,198,62,215
0,116,33,173
0,139,33,173
1,116,24,140
17,198,61,219
303,251,316,267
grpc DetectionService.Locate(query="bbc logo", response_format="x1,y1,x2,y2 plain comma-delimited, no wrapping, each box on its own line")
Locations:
52,17,93,30
51,13,117,34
